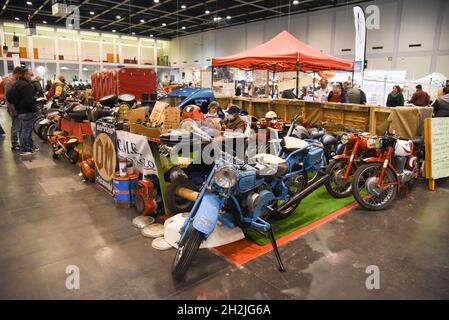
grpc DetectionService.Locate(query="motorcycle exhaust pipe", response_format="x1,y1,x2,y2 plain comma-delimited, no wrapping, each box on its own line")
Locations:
271,173,329,213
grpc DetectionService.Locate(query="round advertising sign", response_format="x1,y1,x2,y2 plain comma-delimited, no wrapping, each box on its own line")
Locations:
93,133,117,181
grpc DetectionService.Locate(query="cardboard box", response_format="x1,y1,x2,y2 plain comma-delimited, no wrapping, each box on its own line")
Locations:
129,123,162,139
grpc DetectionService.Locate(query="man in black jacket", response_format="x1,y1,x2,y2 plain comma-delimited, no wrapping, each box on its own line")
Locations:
432,86,449,118
7,68,38,155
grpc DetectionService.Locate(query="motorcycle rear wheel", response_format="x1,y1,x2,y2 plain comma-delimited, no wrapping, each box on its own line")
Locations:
171,228,204,280
37,124,49,141
325,159,356,198
33,116,45,135
352,163,397,211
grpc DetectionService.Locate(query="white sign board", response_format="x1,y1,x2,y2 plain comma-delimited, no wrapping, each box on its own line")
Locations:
116,131,156,175
12,54,20,68
428,118,449,180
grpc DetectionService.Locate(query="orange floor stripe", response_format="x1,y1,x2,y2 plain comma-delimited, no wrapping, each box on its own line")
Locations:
213,201,358,266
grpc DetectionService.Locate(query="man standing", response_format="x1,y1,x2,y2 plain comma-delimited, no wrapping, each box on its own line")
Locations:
4,67,22,150
53,74,67,100
432,86,449,117
314,78,331,102
346,83,367,105
7,68,38,156
408,85,430,106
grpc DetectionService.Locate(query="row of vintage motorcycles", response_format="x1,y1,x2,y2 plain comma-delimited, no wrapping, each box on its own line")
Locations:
32,92,132,164
164,114,425,279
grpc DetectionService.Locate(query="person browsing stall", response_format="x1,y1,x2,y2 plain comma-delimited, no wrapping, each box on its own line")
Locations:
4,67,22,150
53,74,68,100
221,105,247,132
328,83,349,103
408,85,430,106
205,101,223,119
386,85,405,107
6,68,39,155
431,86,449,117
314,78,331,102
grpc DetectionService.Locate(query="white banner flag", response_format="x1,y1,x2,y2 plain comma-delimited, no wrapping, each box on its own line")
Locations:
353,6,366,72
116,131,156,175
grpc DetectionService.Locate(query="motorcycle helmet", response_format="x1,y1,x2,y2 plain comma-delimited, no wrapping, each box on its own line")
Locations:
265,111,277,121
182,105,204,121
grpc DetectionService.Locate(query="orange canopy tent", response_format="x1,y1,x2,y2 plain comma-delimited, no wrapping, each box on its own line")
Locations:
212,30,353,72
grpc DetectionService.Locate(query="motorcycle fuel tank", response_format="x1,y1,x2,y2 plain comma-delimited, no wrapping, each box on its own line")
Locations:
236,168,261,194
395,139,414,157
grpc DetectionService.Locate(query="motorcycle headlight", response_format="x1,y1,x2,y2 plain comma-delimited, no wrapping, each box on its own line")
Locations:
213,165,238,189
340,134,350,145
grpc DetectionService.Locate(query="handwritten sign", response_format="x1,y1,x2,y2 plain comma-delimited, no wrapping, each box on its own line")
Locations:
162,106,181,133
429,118,449,179
116,131,156,174
149,101,168,125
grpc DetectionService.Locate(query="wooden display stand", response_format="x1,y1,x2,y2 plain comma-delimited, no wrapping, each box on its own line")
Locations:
424,118,449,190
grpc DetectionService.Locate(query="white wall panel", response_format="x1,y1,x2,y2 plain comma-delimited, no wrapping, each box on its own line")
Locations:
365,1,397,55
397,56,432,80
215,26,246,57
366,56,393,70
435,55,449,78
264,18,289,41
246,22,264,50
334,8,356,56
289,15,308,42
438,1,449,50
307,12,333,54
398,0,440,52
202,31,216,63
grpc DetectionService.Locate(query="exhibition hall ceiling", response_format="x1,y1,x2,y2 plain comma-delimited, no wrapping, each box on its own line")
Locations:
0,0,370,39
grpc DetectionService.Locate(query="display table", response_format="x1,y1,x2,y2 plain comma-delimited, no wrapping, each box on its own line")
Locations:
60,119,93,142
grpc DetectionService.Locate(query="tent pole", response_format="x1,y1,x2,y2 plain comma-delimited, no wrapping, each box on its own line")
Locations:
211,66,214,89
313,71,316,101
272,65,276,98
295,61,300,99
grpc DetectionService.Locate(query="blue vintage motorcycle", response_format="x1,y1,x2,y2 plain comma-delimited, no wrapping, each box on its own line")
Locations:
170,126,328,279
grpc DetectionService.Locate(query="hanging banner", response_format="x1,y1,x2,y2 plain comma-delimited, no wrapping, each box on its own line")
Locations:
353,6,366,72
116,131,156,175
93,121,117,195
12,54,21,68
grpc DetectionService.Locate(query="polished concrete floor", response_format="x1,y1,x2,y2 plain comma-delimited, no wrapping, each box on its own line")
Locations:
1,107,449,300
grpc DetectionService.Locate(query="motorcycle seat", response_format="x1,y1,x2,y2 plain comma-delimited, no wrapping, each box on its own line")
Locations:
253,153,288,178
281,136,310,154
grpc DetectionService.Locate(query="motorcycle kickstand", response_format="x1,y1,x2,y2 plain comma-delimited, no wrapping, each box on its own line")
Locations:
267,226,286,272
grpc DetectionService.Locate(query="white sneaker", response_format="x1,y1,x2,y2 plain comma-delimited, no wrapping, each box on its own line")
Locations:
20,151,33,156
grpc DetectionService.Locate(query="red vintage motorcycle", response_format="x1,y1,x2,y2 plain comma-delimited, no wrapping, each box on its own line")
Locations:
325,130,380,198
351,133,424,211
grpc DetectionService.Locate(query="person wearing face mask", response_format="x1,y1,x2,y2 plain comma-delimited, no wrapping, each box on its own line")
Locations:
221,105,247,132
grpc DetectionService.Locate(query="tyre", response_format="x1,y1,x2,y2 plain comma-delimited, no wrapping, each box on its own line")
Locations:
33,116,45,135
352,163,398,211
269,172,308,220
325,159,356,198
68,150,79,164
171,228,204,280
46,123,58,143
37,124,49,141
135,195,145,214
165,177,198,214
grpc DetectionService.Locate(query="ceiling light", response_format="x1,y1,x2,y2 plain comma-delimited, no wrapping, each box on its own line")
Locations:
90,11,95,15
154,0,159,3
83,67,88,71
116,15,121,19
205,10,210,14
14,17,19,21
26,1,32,5
150,34,154,37
293,0,299,4
68,24,72,27
140,19,145,23
226,16,231,19
181,5,186,9
112,30,116,33
132,32,135,35
42,21,47,24
181,26,186,30
162,23,166,26
91,27,95,30
61,66,68,70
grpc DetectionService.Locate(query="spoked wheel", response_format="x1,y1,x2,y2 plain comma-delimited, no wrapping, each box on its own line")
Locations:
33,116,45,135
46,123,58,143
171,228,204,280
68,149,79,164
325,159,356,198
268,172,308,220
37,124,49,141
352,163,398,211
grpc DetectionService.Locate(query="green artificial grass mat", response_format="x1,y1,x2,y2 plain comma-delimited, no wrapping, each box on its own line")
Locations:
245,186,356,246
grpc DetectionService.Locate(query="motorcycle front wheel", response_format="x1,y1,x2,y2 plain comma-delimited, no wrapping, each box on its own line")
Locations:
325,159,356,198
37,124,49,141
352,163,398,211
171,228,204,280
33,116,45,135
